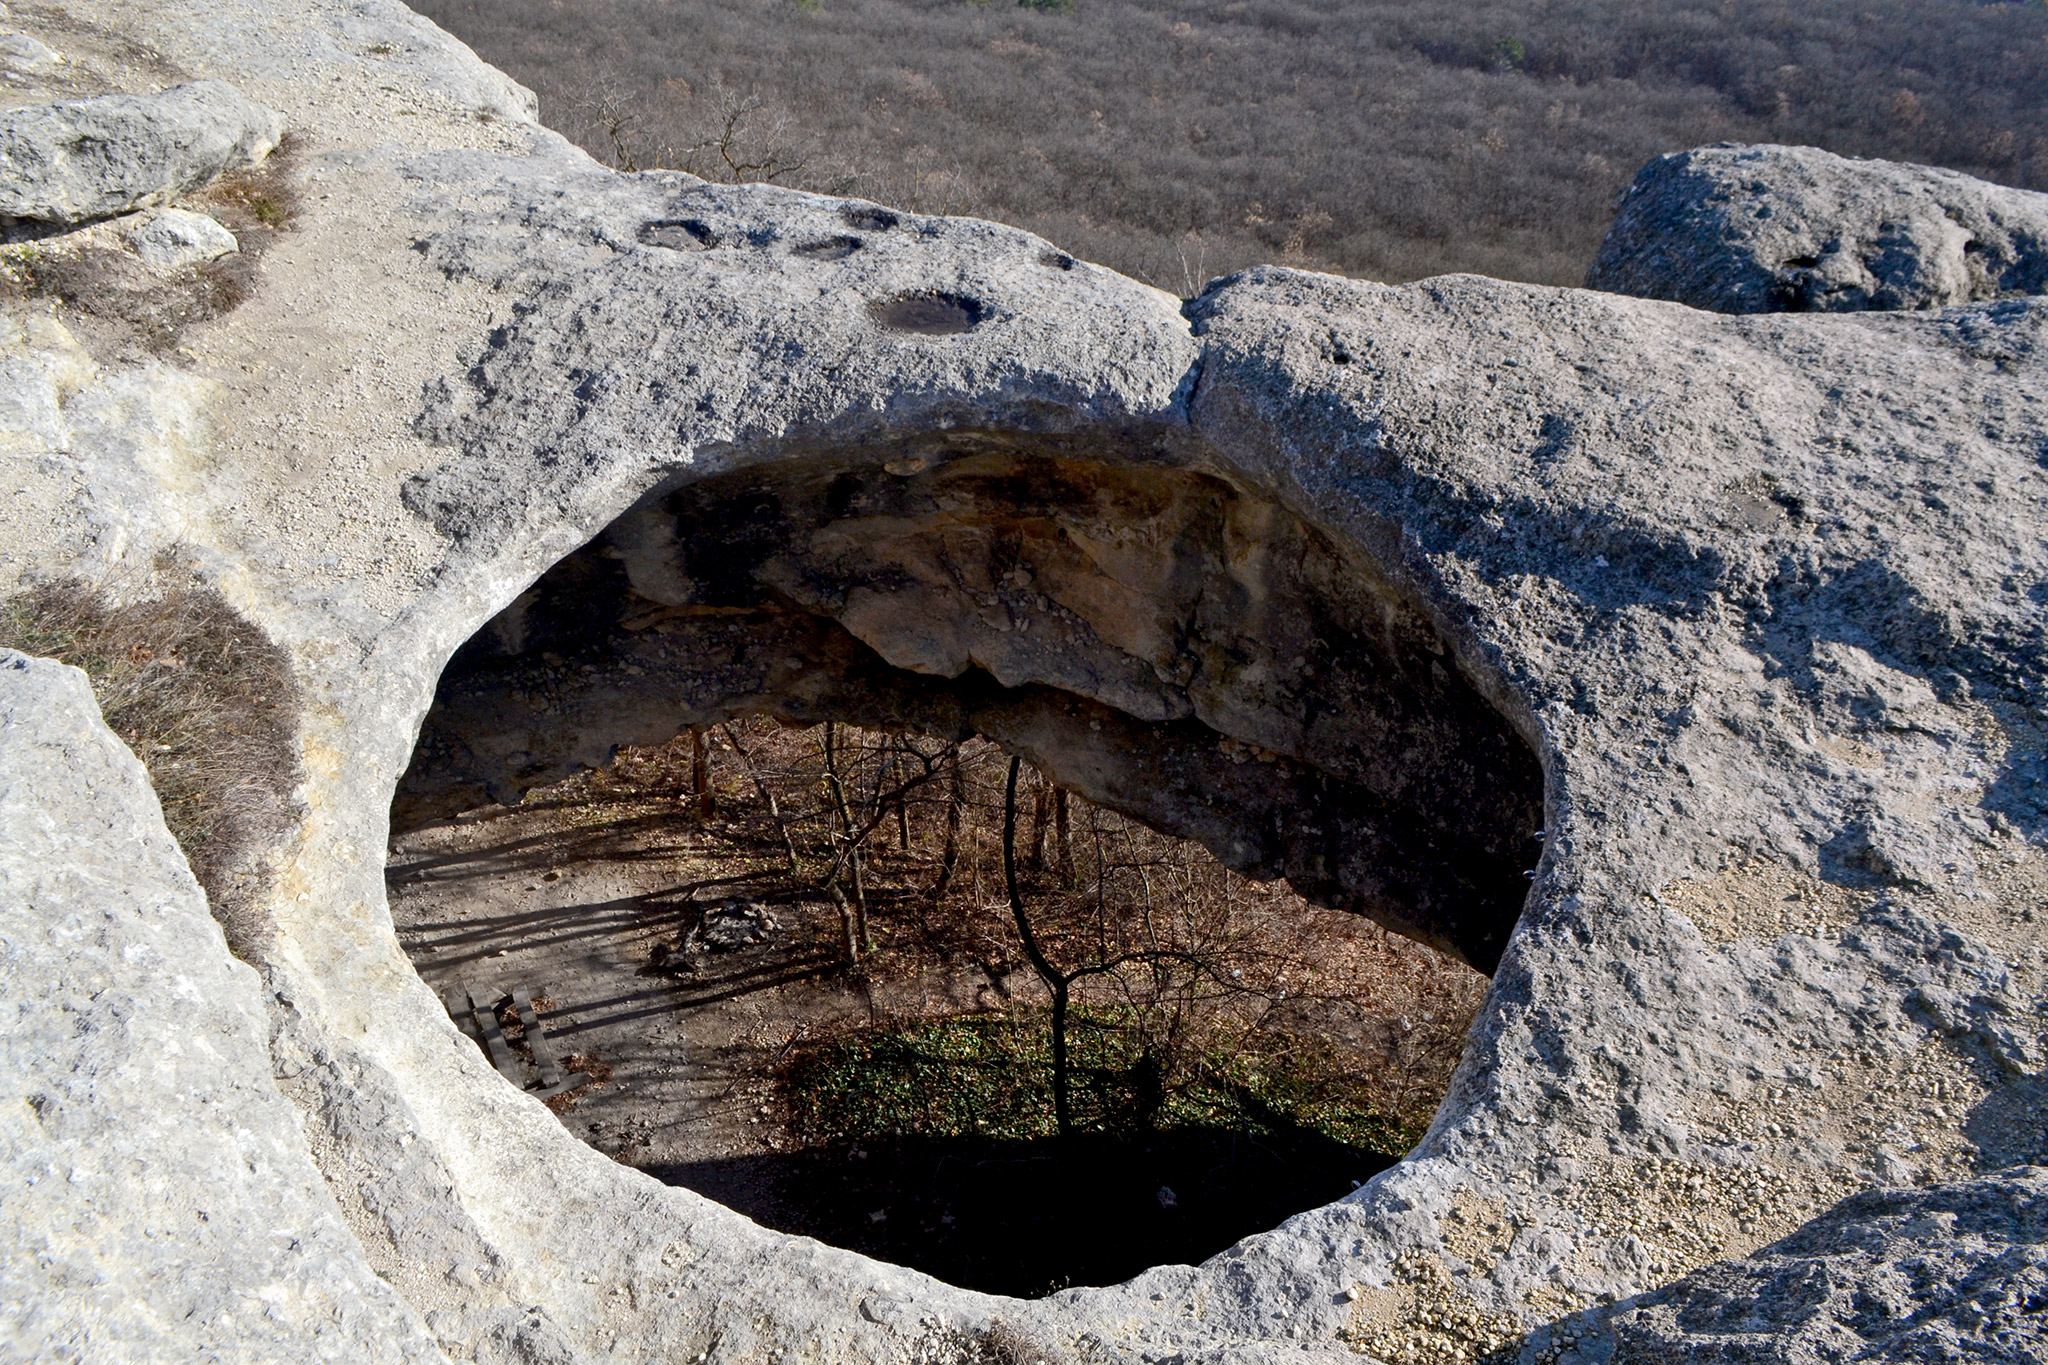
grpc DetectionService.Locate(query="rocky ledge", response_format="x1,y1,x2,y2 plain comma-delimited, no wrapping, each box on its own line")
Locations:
1587,142,2048,314
0,2,2043,1362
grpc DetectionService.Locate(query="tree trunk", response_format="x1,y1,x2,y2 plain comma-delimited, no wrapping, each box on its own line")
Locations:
1054,787,1073,889
895,737,912,853
1049,977,1072,1138
690,728,715,820
823,723,868,960
932,746,965,907
849,842,869,951
1005,755,1072,1138
828,881,859,965
720,723,798,873
1029,770,1051,871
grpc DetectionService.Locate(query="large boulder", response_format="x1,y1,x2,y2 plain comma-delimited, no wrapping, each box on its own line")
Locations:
0,80,281,228
1586,142,2048,313
0,650,442,1362
1543,1166,2048,1363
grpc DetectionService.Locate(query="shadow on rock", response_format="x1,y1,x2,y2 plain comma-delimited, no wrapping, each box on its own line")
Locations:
645,1123,1401,1298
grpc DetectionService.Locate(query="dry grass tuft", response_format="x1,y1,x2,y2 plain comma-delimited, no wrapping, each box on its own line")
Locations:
0,244,248,354
982,1319,1072,1365
0,568,303,952
196,130,307,236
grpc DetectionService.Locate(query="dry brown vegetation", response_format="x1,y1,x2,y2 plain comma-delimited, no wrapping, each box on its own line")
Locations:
0,567,302,950
548,718,1485,1145
415,0,2048,289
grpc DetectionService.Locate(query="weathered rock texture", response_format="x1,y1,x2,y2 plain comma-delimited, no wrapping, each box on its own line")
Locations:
1542,1166,2048,1363
1587,142,2048,313
132,206,238,268
0,1,2043,1362
0,651,441,1362
0,32,58,73
0,80,280,227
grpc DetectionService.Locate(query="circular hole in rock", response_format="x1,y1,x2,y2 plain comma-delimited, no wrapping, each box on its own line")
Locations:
793,235,862,261
869,291,985,335
640,219,718,250
841,206,899,232
390,447,1542,1297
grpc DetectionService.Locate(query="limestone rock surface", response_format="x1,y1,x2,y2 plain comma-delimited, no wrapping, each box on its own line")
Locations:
0,651,443,1362
0,32,57,71
0,1,2043,1362
131,206,238,268
0,80,281,227
1587,142,2048,313
1544,1167,2048,1363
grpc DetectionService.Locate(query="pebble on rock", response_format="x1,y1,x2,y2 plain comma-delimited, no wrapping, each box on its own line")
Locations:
131,208,239,269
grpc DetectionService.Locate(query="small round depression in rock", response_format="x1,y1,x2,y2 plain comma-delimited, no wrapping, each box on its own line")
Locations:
390,446,1542,1297
841,205,899,232
792,234,862,261
640,218,718,250
869,290,986,335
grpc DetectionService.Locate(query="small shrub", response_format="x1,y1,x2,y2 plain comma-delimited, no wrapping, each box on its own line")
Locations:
0,236,256,356
0,568,303,951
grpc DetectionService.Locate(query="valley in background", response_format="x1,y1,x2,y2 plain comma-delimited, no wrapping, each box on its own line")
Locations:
416,0,2048,290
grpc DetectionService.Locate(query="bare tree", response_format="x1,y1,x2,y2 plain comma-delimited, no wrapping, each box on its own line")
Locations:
1053,786,1074,889
821,722,868,963
560,718,1481,1138
931,745,966,908
1000,755,1248,1139
681,86,810,184
720,722,798,872
1002,755,1078,1135
574,80,657,172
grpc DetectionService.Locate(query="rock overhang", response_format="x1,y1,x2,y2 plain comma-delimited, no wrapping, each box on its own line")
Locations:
398,440,1548,969
0,0,2043,1361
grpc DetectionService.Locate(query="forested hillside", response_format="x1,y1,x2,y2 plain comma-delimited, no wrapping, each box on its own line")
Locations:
416,0,2048,290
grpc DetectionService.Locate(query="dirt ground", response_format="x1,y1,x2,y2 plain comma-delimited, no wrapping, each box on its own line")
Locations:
386,729,1487,1295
